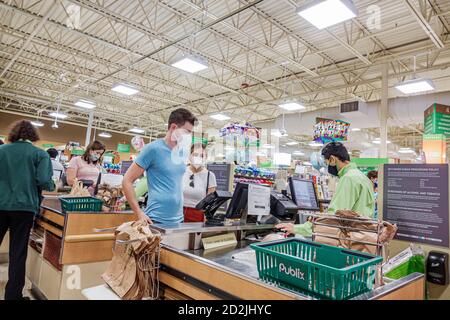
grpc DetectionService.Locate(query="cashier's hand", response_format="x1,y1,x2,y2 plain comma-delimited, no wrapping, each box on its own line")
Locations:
137,211,153,225
276,223,295,235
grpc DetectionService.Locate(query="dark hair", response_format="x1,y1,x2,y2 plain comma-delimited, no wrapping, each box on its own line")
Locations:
168,108,197,129
82,140,106,164
8,120,40,143
191,143,206,154
0,139,4,145
367,170,378,180
321,142,350,162
47,148,59,159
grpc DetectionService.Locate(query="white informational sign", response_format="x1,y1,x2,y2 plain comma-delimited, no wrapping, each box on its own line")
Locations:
273,152,291,166
100,173,123,187
247,184,271,216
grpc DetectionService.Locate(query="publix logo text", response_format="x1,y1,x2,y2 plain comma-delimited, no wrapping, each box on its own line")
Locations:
279,263,305,280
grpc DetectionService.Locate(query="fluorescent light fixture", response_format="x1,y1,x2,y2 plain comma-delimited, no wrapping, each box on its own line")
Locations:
31,120,44,127
303,161,312,166
308,141,323,147
372,138,391,144
398,148,415,154
296,0,358,30
274,153,292,166
293,151,305,156
255,151,267,157
263,144,275,149
224,146,235,151
210,114,230,121
111,83,139,95
271,130,288,137
74,99,96,109
49,112,68,119
286,141,299,146
395,78,435,94
351,128,361,132
171,57,208,73
98,132,112,138
278,102,305,111
128,127,145,134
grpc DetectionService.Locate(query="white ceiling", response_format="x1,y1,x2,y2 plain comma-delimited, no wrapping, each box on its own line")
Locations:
0,0,450,141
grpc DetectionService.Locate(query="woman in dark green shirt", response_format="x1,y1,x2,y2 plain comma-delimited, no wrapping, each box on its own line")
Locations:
0,120,54,300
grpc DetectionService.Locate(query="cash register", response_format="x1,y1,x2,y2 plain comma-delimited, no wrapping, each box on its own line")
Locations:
195,190,233,226
196,182,299,226
269,191,298,223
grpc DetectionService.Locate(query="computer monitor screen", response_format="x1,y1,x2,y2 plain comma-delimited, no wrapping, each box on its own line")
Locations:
289,178,319,211
225,183,249,219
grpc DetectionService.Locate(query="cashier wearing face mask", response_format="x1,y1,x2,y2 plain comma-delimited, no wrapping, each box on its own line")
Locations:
66,140,105,187
182,144,217,222
277,142,375,236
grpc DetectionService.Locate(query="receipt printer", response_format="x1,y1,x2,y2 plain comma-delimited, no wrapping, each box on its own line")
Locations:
426,251,449,285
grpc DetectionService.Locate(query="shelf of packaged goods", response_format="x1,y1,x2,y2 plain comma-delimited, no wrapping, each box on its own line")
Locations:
234,175,275,181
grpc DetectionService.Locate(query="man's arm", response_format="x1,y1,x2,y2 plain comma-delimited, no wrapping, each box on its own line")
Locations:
123,163,152,223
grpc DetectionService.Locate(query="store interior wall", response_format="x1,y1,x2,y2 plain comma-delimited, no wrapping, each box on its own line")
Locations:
378,164,450,300
271,91,450,134
0,112,139,159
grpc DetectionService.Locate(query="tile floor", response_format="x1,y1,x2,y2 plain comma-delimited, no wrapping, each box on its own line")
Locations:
0,261,35,300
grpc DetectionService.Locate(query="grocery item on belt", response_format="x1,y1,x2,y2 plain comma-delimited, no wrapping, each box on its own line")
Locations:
68,178,91,197
96,183,124,211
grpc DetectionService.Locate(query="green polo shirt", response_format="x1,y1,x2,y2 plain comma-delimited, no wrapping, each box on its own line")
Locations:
293,162,375,236
0,141,55,213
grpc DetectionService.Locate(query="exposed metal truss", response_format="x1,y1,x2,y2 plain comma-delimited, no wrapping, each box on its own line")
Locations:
0,0,450,136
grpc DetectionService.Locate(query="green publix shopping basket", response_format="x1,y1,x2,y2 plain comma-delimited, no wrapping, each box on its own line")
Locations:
251,238,383,300
59,196,103,214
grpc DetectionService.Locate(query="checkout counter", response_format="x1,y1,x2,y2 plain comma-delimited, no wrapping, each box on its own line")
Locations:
28,178,425,300
26,196,135,300
150,222,424,300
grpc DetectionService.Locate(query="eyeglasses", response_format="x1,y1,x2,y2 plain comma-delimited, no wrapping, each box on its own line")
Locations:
189,174,194,188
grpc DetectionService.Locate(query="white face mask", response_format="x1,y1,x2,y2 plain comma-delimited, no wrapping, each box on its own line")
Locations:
171,128,191,147
191,156,203,169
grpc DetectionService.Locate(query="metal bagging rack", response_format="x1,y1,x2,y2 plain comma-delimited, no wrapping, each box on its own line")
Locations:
302,213,388,287
94,225,161,300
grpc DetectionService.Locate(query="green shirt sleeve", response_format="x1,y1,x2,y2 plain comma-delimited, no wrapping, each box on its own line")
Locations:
328,175,358,214
37,152,55,191
293,221,313,237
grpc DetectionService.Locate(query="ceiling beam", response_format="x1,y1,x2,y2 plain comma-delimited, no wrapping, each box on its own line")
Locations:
405,0,445,49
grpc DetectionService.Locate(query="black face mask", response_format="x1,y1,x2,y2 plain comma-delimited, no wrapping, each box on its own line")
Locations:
327,165,339,176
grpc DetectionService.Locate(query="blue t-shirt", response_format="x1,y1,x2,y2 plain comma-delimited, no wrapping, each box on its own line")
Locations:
135,139,188,223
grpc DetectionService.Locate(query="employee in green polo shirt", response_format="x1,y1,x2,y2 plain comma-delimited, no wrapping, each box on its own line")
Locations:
277,142,375,237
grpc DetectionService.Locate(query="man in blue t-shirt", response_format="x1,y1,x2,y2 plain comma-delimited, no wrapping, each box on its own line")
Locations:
122,108,197,224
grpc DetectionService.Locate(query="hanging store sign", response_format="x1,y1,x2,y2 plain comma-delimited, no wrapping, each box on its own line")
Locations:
313,118,350,144
117,143,131,153
383,164,449,247
423,134,447,164
424,103,450,136
42,143,54,149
